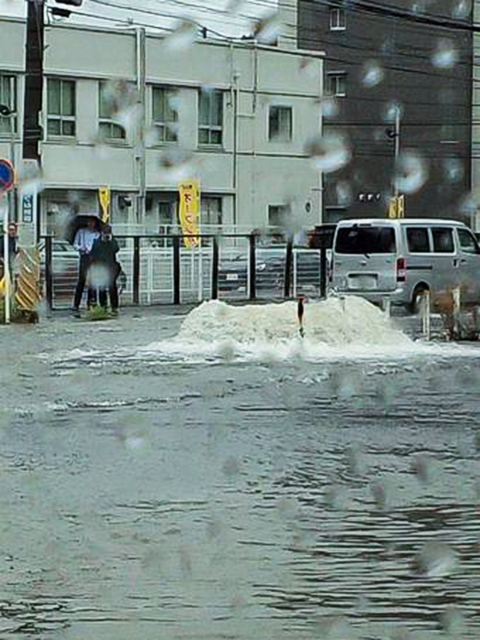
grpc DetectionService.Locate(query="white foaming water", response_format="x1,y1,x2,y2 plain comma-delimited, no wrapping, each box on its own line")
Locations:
178,298,409,347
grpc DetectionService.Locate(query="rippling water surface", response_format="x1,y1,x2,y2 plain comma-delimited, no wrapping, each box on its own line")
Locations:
1,313,480,639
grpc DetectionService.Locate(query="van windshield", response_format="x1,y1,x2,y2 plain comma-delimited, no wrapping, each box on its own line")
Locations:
335,226,396,254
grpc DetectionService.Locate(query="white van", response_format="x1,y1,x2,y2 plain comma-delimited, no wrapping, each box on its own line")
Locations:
330,218,480,311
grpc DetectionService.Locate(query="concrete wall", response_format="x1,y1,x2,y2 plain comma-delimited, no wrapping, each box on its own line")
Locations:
0,17,324,233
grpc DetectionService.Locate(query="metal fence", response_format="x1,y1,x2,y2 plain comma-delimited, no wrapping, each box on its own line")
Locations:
42,233,329,310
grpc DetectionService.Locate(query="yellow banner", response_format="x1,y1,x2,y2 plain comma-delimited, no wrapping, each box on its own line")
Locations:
99,186,111,224
178,180,200,248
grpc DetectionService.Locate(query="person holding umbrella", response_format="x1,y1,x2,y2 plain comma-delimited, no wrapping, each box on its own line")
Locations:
72,216,101,316
89,224,121,315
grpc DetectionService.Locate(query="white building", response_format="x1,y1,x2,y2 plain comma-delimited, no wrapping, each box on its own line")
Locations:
0,15,324,235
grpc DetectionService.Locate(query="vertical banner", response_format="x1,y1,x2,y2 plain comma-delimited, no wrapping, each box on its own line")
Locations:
178,180,200,249
99,186,111,224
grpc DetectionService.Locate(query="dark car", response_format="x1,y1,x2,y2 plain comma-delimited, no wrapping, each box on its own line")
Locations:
219,247,326,296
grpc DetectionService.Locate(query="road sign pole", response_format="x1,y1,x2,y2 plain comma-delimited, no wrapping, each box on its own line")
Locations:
2,196,10,324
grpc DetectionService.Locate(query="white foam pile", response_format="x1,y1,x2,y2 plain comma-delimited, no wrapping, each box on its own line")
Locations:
178,297,412,347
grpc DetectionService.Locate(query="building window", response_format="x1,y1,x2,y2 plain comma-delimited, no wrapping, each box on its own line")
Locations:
152,87,178,143
269,106,292,142
326,72,346,97
0,75,17,135
198,90,223,146
201,196,222,227
47,78,76,137
99,82,126,141
330,7,346,30
268,204,291,227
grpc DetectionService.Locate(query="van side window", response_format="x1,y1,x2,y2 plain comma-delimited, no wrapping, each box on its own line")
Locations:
406,227,430,253
432,227,454,253
457,228,479,254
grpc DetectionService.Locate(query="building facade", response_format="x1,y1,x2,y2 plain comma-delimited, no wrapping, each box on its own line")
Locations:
298,0,473,225
0,16,323,235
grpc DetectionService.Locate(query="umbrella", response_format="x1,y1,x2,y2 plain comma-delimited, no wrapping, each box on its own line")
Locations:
64,214,103,245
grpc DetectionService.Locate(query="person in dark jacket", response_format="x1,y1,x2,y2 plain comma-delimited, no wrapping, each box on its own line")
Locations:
0,222,18,270
89,225,121,314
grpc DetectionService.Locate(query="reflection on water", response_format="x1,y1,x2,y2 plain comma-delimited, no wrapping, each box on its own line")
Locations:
1,319,480,639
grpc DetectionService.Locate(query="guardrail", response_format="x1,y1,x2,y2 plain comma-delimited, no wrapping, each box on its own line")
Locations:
41,233,330,311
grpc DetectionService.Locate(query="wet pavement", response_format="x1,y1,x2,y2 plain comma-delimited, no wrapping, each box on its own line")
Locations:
0,308,480,639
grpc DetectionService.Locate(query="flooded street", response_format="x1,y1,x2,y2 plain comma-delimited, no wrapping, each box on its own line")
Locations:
1,308,480,639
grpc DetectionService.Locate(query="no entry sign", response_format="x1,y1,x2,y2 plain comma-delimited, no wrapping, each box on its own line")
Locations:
0,159,14,193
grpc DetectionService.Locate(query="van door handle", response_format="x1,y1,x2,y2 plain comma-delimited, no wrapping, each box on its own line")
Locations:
460,259,467,264
453,259,458,267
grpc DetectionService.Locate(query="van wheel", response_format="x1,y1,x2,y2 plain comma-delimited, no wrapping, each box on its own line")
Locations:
411,286,429,315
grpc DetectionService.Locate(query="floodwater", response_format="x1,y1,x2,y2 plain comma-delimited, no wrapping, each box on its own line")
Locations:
1,308,480,639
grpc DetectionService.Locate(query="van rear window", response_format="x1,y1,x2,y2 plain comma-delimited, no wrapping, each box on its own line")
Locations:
335,226,396,254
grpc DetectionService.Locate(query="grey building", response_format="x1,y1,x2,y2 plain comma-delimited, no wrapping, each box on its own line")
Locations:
0,15,323,235
298,0,473,224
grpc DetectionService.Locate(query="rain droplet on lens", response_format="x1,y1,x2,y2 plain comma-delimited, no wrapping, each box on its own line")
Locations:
452,0,471,18
314,616,358,639
298,56,318,79
324,483,349,510
101,79,137,118
304,133,351,174
222,456,240,478
394,151,428,194
411,453,430,484
163,19,197,53
252,12,282,44
432,39,459,68
336,181,353,206
413,541,457,578
360,60,385,88
345,445,363,477
439,607,466,635
158,147,196,182
370,478,390,510
318,96,340,118
89,264,111,289
226,0,245,14
474,432,480,452
444,157,464,183
383,101,403,123
17,160,44,195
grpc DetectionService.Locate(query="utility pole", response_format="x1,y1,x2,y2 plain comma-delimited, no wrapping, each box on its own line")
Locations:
387,106,403,218
14,0,45,320
23,0,44,167
394,107,400,198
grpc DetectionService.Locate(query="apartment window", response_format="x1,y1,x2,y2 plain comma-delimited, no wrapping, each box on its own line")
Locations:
152,87,178,143
330,8,346,30
0,74,16,135
269,106,292,142
99,82,126,141
47,78,76,137
198,90,223,146
201,196,222,227
268,204,291,227
326,72,346,97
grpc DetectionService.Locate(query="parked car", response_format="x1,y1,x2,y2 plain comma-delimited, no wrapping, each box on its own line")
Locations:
218,247,326,294
331,218,480,311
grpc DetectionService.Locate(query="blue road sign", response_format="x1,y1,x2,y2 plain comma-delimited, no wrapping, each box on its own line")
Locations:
0,159,14,193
